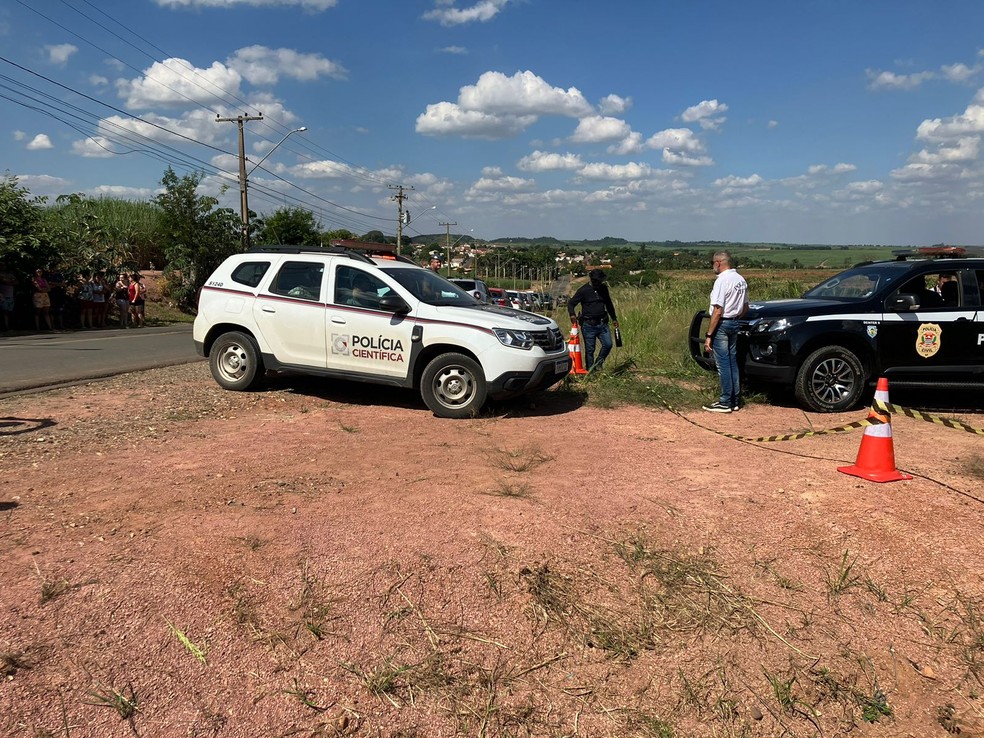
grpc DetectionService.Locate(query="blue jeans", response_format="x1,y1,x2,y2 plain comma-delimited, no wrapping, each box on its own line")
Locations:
581,322,612,370
711,319,741,406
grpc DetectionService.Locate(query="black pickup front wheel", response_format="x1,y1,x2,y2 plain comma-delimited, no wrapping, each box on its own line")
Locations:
794,346,865,412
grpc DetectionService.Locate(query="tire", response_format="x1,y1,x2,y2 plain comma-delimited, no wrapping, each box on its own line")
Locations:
794,346,865,412
420,353,487,418
209,331,265,391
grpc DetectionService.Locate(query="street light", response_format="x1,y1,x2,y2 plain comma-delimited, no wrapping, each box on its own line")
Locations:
241,126,307,248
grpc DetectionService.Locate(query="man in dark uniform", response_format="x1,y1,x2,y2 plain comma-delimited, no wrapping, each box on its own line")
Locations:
567,268,619,371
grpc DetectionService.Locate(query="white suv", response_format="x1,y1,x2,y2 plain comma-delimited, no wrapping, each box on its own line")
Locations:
193,245,571,418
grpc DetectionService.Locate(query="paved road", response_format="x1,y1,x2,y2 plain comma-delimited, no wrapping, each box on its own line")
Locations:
0,324,203,394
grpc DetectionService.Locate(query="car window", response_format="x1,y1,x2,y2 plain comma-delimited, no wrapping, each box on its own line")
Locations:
382,267,476,306
891,273,947,309
333,265,392,308
268,261,323,301
803,264,906,301
231,261,270,288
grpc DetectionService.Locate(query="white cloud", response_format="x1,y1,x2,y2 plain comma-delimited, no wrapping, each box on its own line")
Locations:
646,128,704,153
26,134,53,151
608,131,643,156
662,149,713,167
845,180,884,194
941,63,980,83
911,136,981,164
917,103,984,140
90,75,109,87
712,174,763,188
458,70,593,117
155,0,338,8
72,137,117,158
767,120,779,129
119,58,243,108
578,162,652,181
227,46,347,85
867,69,934,90
416,102,536,139
13,131,26,141
517,150,583,172
570,116,631,143
291,159,379,180
416,70,594,139
680,99,728,130
13,174,72,192
598,94,631,115
441,46,468,54
45,44,78,65
423,0,510,26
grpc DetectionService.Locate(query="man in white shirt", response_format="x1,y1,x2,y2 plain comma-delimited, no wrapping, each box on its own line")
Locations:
702,251,748,413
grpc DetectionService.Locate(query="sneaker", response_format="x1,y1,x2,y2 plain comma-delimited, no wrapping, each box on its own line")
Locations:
702,401,733,413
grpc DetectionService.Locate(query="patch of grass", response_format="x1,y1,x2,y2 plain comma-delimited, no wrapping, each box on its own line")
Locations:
824,550,862,598
282,677,330,711
291,562,335,641
165,619,207,664
487,444,553,472
338,421,359,433
486,480,533,499
87,684,139,719
342,658,416,703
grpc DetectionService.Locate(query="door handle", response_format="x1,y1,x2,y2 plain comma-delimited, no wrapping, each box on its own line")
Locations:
331,317,346,324
261,306,275,313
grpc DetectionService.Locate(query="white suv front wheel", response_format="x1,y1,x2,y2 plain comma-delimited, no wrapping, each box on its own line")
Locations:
209,331,265,391
421,353,487,418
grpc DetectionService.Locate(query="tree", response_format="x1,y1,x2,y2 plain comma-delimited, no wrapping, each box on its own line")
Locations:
42,194,162,276
155,168,240,309
254,207,322,247
0,174,50,271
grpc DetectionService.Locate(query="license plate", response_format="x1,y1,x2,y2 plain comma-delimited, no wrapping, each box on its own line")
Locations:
555,359,569,374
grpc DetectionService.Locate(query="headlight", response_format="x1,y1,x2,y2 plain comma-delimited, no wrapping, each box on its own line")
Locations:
493,328,534,349
752,317,799,334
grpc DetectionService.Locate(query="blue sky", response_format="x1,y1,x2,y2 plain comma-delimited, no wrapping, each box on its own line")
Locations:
4,0,984,246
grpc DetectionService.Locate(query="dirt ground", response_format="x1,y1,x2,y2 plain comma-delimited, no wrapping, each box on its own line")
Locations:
2,364,984,738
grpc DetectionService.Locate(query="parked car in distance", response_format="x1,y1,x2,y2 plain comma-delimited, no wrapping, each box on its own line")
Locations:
488,287,509,306
450,278,491,303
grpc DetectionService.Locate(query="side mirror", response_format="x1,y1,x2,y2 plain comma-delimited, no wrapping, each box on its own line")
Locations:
378,295,411,314
887,293,918,312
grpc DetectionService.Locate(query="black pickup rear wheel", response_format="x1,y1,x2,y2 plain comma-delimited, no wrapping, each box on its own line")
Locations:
794,346,865,412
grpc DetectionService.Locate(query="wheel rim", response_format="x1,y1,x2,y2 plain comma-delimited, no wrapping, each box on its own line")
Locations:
216,342,250,383
432,364,477,410
810,357,856,406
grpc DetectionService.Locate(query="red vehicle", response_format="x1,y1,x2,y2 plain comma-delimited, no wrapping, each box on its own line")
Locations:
488,287,510,306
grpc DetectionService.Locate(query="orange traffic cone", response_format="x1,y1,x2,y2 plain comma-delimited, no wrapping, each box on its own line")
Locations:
837,377,913,483
568,326,588,375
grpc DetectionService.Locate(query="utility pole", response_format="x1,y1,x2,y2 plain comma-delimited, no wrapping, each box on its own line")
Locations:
216,113,263,249
440,221,456,277
389,185,413,256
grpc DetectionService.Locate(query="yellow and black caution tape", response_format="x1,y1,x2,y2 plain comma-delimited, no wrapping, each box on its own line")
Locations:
872,399,984,436
717,416,886,444
651,386,984,442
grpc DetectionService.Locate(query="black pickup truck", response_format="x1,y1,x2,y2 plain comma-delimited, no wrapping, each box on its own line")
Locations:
689,248,984,411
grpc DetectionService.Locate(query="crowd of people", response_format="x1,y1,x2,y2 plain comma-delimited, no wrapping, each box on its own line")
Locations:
0,264,147,332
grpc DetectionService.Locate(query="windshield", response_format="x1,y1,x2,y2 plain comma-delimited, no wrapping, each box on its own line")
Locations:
802,263,910,301
383,268,478,307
